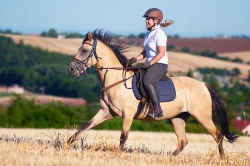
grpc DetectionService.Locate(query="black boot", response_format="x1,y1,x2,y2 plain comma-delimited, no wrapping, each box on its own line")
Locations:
146,84,163,118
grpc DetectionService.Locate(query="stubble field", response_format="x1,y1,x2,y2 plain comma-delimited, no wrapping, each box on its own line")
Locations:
0,128,249,166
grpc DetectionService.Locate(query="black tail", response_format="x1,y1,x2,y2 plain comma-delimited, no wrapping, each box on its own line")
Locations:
205,84,239,143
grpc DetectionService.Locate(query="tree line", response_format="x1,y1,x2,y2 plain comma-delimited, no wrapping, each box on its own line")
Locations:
0,36,100,102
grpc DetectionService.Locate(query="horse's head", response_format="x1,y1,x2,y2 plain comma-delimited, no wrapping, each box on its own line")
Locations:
68,32,100,77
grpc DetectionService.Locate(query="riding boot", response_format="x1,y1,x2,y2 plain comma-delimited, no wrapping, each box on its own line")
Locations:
146,84,163,118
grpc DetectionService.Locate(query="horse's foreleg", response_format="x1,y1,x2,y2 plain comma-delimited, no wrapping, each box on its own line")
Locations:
119,113,134,149
171,112,190,156
67,109,113,145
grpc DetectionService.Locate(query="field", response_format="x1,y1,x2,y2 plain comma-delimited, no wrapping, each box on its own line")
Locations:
1,34,250,79
0,128,249,166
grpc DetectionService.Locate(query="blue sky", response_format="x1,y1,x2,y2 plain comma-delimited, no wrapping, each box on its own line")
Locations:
0,0,250,37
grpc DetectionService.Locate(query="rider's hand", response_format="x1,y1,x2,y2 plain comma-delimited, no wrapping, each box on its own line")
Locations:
128,57,137,66
142,62,151,69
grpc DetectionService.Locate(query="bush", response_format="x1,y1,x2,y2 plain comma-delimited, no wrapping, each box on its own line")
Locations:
181,47,190,53
0,96,207,133
231,68,241,76
167,45,175,51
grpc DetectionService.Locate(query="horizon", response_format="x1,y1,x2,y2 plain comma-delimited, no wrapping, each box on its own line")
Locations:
1,27,248,39
1,0,250,38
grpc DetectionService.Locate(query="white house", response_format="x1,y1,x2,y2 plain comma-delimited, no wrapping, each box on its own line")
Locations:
6,84,24,94
242,125,250,136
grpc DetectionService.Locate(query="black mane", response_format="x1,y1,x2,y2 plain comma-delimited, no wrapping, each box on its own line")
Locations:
85,29,129,67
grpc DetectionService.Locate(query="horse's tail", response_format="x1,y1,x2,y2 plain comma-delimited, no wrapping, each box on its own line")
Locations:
205,83,239,143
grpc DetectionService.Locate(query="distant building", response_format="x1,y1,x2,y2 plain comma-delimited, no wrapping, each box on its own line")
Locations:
58,34,66,40
6,84,24,94
232,119,250,136
243,125,250,136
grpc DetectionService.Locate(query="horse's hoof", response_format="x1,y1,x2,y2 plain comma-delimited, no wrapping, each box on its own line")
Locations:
63,141,70,150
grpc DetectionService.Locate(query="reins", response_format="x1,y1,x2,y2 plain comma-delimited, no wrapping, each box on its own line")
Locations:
99,62,143,93
72,37,143,93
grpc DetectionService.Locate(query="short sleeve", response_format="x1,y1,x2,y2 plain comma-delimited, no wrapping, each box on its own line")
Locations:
156,31,167,46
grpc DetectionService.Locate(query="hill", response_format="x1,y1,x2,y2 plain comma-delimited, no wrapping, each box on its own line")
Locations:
119,37,250,53
1,34,250,79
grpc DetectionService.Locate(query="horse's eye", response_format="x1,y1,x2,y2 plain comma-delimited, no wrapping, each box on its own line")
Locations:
83,49,87,53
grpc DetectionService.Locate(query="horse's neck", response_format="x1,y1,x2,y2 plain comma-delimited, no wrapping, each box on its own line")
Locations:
96,43,126,85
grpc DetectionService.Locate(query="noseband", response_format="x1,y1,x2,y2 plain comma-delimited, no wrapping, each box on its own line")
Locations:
72,38,101,72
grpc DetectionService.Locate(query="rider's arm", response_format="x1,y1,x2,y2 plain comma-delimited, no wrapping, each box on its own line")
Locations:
149,46,165,65
135,49,146,61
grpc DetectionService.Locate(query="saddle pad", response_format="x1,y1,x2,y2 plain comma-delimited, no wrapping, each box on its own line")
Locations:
132,72,176,102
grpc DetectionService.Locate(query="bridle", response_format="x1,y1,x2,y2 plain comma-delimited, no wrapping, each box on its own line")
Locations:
72,38,101,72
70,37,142,93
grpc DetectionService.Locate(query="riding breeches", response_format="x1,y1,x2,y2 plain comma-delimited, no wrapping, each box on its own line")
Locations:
143,63,168,89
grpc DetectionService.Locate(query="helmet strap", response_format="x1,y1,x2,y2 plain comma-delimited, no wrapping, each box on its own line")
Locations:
147,21,157,31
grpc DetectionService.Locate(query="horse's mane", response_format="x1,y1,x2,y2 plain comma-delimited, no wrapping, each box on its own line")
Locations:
85,29,129,67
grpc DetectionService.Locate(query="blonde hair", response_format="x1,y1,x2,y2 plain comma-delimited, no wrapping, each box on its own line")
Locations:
160,19,174,28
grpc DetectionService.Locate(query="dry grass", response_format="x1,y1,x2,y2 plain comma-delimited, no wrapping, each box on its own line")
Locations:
0,128,249,166
218,51,250,63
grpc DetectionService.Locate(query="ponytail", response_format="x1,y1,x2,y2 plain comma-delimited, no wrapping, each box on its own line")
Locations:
160,19,174,28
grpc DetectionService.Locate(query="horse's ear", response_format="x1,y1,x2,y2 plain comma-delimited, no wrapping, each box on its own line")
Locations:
86,32,93,42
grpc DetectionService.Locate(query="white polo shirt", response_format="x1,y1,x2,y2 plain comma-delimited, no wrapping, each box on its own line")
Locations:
143,25,168,64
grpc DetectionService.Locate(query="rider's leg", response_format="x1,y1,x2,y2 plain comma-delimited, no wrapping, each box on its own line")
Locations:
146,83,163,117
143,63,168,118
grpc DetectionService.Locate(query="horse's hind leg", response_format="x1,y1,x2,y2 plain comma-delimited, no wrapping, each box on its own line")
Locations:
194,114,224,156
171,112,191,156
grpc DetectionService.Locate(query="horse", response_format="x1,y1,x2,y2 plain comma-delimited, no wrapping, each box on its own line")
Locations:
67,29,238,156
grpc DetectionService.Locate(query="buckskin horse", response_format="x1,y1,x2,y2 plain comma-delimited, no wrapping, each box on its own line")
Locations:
67,29,238,156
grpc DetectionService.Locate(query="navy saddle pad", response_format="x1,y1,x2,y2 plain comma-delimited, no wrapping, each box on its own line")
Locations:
132,71,176,102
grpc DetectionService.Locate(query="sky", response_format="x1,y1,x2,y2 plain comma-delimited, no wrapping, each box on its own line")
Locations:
0,0,250,37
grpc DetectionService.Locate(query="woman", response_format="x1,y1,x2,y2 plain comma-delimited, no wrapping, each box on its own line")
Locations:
128,8,174,118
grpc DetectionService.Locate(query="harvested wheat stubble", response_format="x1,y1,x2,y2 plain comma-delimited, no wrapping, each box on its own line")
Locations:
0,128,249,166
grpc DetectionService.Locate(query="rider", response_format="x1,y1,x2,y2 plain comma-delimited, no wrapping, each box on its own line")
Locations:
128,8,174,118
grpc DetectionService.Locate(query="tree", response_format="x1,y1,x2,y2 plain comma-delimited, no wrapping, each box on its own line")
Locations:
4,29,12,34
47,28,58,38
181,47,190,53
167,45,175,51
138,33,145,38
247,70,250,82
187,69,194,78
41,28,58,38
210,52,218,58
232,57,243,63
201,49,211,57
203,74,209,83
41,31,47,36
231,67,241,76
173,34,179,38
127,34,136,38
209,72,220,88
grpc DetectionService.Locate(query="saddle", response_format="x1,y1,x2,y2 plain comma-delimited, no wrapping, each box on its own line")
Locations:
132,70,176,102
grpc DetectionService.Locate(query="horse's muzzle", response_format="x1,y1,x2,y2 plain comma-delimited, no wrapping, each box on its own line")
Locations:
67,64,80,77
67,66,75,76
